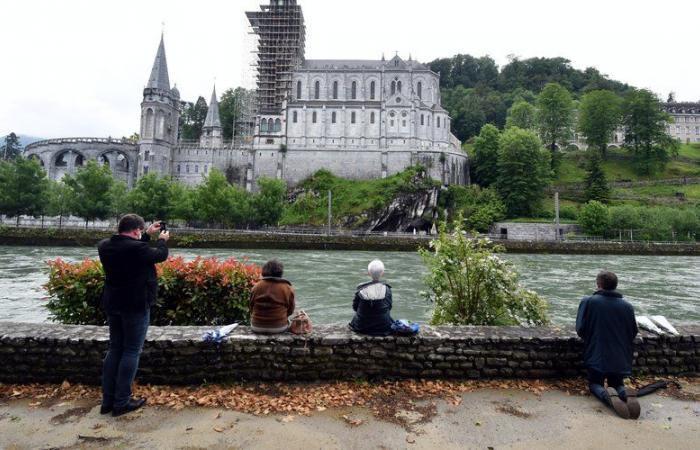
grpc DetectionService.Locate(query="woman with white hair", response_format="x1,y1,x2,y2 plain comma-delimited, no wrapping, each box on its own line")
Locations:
349,259,394,336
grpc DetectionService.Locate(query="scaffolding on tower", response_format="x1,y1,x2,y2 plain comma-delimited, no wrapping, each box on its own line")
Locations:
246,0,306,116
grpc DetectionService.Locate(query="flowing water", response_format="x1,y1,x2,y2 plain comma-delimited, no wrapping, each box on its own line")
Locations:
1,245,698,325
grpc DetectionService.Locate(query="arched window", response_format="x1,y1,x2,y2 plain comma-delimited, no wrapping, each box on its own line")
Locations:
351,81,357,100
177,164,181,173
437,117,441,128
314,81,320,99
391,81,396,95
417,81,422,99
421,114,425,126
397,81,402,94
332,111,337,124
333,81,338,99
312,111,317,123
296,81,302,99
293,111,298,123
195,165,199,173
186,165,190,173
370,112,375,124
261,118,268,132
370,81,376,100
351,111,356,124
145,108,154,138
274,118,282,132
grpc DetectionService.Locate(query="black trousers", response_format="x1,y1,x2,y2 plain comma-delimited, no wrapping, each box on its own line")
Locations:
587,369,625,389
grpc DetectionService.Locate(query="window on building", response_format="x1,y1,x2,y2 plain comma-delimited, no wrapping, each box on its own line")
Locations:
186,165,190,173
195,165,199,173
421,114,424,125
370,112,375,124
314,81,320,99
391,81,396,95
351,81,357,99
332,111,337,123
390,120,395,127
275,118,282,132
437,117,441,128
397,81,402,93
261,118,268,132
402,120,406,127
312,111,317,123
204,165,208,173
296,81,302,99
293,111,298,123
370,81,376,100
177,164,181,173
417,81,422,99
333,81,338,99
351,112,356,124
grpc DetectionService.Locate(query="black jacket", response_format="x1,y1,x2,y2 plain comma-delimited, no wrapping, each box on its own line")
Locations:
576,290,638,375
349,280,394,336
97,233,168,313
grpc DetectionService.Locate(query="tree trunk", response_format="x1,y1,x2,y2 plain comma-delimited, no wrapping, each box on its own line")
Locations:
16,215,20,228
59,213,63,230
85,218,89,229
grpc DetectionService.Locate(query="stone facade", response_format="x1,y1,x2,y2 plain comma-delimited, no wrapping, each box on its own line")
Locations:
665,102,700,144
1,322,698,384
491,222,580,241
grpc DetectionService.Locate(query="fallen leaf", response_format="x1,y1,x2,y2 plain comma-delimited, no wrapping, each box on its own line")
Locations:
185,427,193,431
213,426,225,433
279,415,295,423
475,421,482,426
316,406,327,412
406,436,416,444
28,402,42,407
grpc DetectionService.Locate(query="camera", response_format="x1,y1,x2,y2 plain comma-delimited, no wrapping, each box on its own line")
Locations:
160,221,167,232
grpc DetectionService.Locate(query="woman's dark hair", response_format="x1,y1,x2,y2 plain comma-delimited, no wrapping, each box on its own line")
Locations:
262,259,284,278
118,214,146,233
596,271,618,291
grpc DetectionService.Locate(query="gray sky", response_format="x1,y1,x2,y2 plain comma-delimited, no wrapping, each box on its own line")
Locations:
2,0,698,138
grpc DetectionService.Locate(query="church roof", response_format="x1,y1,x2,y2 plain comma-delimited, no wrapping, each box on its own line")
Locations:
301,56,430,71
147,34,171,90
203,86,221,128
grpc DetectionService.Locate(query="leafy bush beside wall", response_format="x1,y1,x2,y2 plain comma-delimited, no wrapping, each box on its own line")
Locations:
45,257,261,326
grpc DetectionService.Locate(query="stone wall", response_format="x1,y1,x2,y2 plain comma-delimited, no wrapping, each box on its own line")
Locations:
491,222,580,242
1,322,698,385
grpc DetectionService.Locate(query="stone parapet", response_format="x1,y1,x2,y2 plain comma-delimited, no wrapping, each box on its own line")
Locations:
1,322,698,385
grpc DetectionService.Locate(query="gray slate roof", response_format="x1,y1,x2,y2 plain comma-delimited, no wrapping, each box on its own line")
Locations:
301,56,430,71
147,35,170,90
204,86,221,128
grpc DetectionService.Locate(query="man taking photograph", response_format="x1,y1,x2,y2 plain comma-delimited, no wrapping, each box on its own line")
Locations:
97,214,169,417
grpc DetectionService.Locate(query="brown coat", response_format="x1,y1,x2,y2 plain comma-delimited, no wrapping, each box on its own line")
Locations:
249,277,296,329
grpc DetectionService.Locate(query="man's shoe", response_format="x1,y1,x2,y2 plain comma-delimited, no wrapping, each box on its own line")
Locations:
624,389,641,420
606,387,630,419
99,404,113,415
112,398,146,417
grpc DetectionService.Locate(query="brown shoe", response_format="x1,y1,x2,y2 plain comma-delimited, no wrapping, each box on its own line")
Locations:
625,389,641,420
606,387,630,419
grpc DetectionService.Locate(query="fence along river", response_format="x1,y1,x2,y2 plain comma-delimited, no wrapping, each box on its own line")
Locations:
1,246,699,325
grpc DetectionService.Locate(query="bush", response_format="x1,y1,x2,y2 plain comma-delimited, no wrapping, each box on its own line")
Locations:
45,257,261,325
558,205,578,220
441,185,506,232
578,201,609,236
419,220,549,326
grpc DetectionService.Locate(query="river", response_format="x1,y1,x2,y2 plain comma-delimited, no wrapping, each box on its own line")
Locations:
1,245,698,326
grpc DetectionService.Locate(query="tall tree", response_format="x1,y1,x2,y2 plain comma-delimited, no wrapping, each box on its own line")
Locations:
0,157,49,225
109,181,129,221
536,82,574,170
126,173,175,221
578,90,622,158
621,89,679,175
583,152,610,203
472,124,501,187
505,100,537,130
219,87,250,139
496,127,551,217
251,177,287,226
1,133,23,160
45,180,72,228
179,96,208,141
64,161,114,227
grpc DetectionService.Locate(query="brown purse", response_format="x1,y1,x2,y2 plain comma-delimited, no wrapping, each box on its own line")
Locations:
289,310,313,335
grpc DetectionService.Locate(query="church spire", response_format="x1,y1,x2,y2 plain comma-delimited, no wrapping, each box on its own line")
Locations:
147,33,171,90
203,85,221,129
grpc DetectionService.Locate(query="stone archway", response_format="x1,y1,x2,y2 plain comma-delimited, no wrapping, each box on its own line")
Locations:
98,149,134,186
52,150,86,181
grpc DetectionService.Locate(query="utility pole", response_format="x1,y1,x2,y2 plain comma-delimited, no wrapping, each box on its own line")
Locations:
327,190,332,236
554,192,560,240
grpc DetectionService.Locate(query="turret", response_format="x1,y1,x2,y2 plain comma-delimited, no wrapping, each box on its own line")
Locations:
200,86,223,148
137,34,180,177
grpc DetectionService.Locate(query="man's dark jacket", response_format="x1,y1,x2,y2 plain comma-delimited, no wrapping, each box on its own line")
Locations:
98,233,168,313
349,280,394,336
576,290,638,375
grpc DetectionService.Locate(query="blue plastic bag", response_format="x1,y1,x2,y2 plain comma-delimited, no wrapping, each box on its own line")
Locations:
391,319,420,336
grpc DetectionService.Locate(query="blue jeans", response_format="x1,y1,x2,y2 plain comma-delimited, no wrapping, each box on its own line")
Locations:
102,309,150,408
588,369,627,405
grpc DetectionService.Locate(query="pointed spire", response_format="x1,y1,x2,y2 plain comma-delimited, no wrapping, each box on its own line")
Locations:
203,85,221,128
147,33,171,90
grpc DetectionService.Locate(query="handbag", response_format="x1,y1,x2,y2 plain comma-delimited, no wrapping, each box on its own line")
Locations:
289,310,313,335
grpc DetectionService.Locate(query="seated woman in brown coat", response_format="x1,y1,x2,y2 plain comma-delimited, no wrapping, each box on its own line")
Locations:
249,259,296,334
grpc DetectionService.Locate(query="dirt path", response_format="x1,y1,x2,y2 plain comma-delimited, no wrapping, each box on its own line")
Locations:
1,388,699,449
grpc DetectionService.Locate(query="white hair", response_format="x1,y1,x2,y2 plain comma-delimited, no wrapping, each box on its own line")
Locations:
368,259,385,281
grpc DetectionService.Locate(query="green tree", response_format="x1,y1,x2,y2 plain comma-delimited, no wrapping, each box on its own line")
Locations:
170,182,197,224
1,133,23,160
109,181,129,221
472,124,501,187
193,169,251,227
179,96,209,141
505,100,537,130
64,161,114,227
578,200,610,236
45,180,72,228
536,82,574,170
440,185,505,232
219,87,250,139
251,177,287,226
608,205,642,233
496,127,551,217
0,157,49,225
126,173,174,220
578,90,622,158
420,219,548,326
583,152,610,202
621,89,679,175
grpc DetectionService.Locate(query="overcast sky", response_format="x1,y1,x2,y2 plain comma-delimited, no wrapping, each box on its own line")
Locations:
2,0,698,139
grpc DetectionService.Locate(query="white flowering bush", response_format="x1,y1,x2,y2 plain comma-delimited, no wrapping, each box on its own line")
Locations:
420,220,549,326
